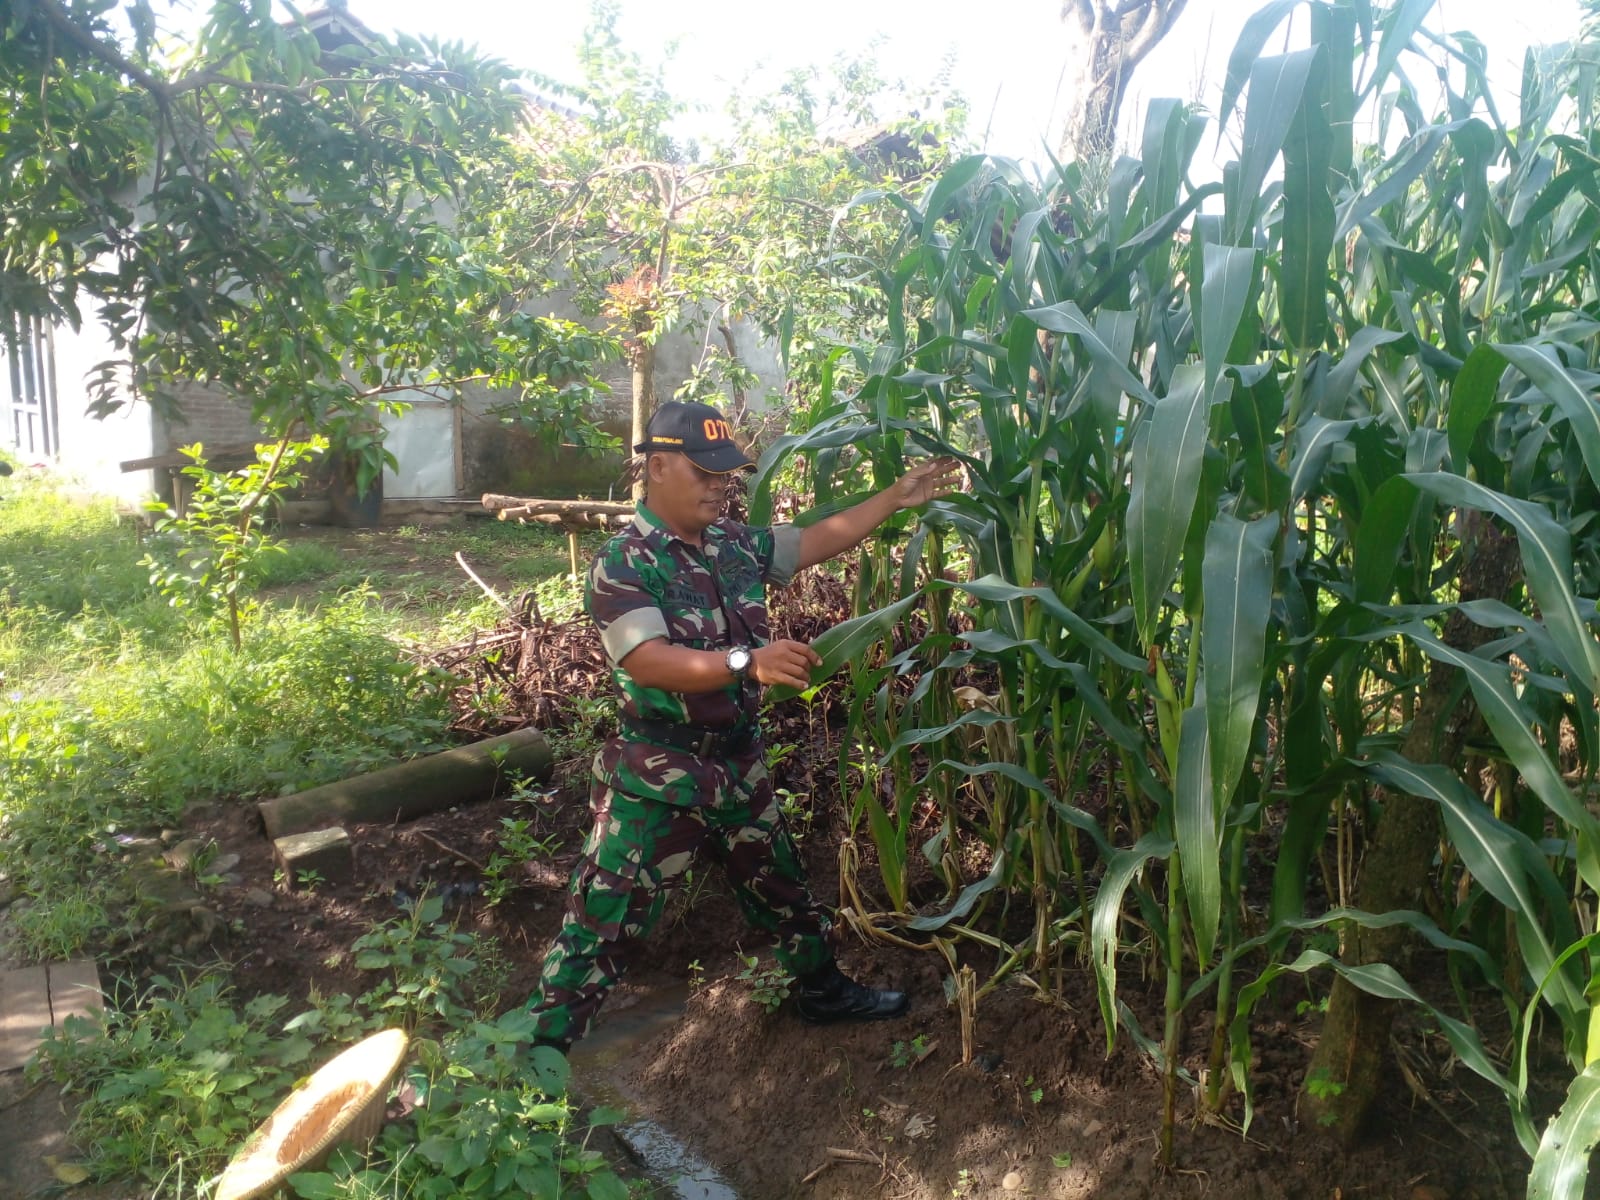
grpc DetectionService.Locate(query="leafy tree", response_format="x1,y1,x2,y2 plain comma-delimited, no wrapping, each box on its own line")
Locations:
496,2,968,490
1,0,614,490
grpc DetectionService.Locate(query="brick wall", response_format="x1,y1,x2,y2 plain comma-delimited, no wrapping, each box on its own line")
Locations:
155,382,266,456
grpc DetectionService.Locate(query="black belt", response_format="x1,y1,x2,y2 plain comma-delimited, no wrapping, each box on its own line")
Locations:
619,715,759,757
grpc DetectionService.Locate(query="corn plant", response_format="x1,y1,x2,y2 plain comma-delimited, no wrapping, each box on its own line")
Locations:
756,0,1600,1187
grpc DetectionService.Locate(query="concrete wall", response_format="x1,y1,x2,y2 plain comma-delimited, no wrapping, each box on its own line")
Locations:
5,291,785,508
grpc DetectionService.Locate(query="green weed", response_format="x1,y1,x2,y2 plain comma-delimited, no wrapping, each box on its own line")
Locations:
483,816,562,906
28,975,316,1186
735,954,792,1013
889,1034,933,1069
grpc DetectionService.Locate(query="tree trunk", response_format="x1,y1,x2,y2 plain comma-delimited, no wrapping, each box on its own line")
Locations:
1056,0,1190,164
1303,516,1522,1142
630,333,656,502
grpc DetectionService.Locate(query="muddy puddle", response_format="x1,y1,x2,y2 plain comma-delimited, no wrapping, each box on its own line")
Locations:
569,983,740,1200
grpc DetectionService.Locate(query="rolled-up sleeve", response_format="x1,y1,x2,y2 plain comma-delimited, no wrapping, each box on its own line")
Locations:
588,552,669,665
763,523,803,588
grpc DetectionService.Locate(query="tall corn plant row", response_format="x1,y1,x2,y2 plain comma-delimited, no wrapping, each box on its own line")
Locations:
755,1,1600,1186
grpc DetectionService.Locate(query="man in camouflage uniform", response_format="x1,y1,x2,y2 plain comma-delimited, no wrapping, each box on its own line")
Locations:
524,400,960,1052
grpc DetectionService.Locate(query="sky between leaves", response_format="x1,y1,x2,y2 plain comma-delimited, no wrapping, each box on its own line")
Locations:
362,0,1582,172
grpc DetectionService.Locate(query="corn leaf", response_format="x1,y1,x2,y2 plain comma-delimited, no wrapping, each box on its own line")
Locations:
1366,751,1585,1027
1280,46,1333,352
1201,244,1259,400
1529,1063,1600,1200
764,591,920,703
1092,833,1175,1054
1408,472,1600,697
1174,702,1220,964
1128,364,1211,648
1447,343,1508,472
1400,625,1600,892
1233,49,1322,244
1202,512,1277,811
1497,343,1600,496
1217,0,1301,135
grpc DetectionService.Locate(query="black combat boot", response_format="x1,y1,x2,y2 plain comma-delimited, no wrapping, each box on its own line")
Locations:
794,961,909,1024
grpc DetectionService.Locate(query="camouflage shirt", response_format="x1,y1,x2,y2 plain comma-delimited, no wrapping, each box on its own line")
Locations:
585,502,802,806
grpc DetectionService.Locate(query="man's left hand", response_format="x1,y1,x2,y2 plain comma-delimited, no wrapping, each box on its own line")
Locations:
891,457,963,510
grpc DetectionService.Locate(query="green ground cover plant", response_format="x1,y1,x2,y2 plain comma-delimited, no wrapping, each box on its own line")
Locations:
28,902,627,1199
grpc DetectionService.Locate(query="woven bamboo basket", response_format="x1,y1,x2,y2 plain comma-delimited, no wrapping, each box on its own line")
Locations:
213,1028,409,1200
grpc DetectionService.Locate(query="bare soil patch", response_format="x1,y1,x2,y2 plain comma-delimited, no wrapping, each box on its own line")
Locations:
149,770,1527,1200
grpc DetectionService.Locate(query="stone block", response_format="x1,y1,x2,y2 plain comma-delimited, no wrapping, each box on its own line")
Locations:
0,966,51,1072
273,827,353,889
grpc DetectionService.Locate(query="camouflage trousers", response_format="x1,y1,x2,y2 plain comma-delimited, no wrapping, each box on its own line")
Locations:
525,746,833,1048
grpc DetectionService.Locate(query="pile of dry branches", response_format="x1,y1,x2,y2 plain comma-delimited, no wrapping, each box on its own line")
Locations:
427,567,857,738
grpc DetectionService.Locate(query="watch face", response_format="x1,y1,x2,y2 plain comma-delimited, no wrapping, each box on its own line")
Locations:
729,647,752,672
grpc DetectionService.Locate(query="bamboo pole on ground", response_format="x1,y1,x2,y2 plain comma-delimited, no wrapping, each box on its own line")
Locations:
257,728,553,839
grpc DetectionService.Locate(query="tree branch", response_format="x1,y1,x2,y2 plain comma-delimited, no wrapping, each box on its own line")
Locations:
1125,0,1188,63
34,0,167,98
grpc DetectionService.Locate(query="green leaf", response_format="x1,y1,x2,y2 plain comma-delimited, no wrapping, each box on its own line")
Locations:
585,1172,633,1200
1231,365,1290,511
920,155,989,234
903,849,1008,932
1528,1063,1600,1200
1352,475,1420,605
936,576,1147,672
1217,0,1302,135
1091,833,1175,1053
1174,703,1220,964
1200,244,1259,400
287,1173,341,1200
1365,751,1584,1026
1287,415,1360,500
1229,946,1514,1133
1400,625,1600,891
764,592,921,703
1202,513,1277,809
1496,344,1600,496
1336,122,1464,239
1233,49,1322,243
1362,0,1434,102
1024,300,1157,407
1128,364,1212,648
1279,47,1333,352
1408,473,1600,696
1447,344,1507,472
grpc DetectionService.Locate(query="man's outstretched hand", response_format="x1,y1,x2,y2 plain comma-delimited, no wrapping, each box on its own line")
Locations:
751,639,822,691
891,457,963,510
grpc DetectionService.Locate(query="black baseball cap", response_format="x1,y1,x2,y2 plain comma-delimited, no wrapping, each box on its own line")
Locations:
633,401,755,474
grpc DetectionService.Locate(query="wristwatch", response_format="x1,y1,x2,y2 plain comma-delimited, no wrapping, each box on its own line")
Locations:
725,645,752,680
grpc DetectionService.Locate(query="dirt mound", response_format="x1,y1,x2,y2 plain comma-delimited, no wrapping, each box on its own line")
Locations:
614,949,1523,1200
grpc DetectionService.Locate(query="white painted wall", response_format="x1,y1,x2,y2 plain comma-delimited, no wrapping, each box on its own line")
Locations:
1,318,157,508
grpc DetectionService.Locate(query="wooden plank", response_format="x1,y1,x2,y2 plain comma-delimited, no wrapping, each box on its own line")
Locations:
47,961,103,1028
119,442,259,473
0,967,52,1072
480,493,635,516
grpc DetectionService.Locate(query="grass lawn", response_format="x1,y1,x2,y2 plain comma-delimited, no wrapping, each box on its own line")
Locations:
0,467,639,1197
0,468,605,959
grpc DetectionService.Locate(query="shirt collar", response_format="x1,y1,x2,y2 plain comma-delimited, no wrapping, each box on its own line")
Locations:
634,502,726,551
